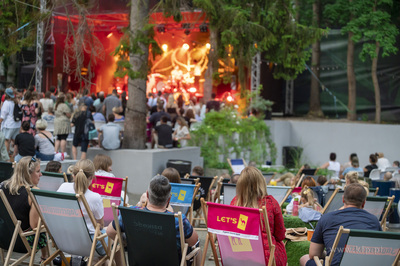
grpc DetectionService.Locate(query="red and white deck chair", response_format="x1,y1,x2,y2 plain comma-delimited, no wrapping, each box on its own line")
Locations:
201,199,276,266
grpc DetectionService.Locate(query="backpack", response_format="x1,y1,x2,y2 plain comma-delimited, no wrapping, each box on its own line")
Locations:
13,103,23,122
83,111,97,140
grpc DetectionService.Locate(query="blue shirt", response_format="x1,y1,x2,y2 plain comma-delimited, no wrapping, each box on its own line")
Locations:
311,207,381,265
100,122,122,150
342,166,363,176
93,112,106,122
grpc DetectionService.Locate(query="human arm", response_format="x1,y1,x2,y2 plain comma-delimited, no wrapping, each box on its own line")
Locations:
28,189,41,229
96,217,104,229
320,162,329,169
106,221,118,240
309,242,325,260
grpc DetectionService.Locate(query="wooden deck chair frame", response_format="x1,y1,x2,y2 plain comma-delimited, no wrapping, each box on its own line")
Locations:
296,174,305,187
373,195,395,231
227,158,247,175
0,189,48,266
110,204,200,266
280,186,294,207
192,176,218,230
28,189,112,266
321,188,341,214
200,198,276,266
187,183,201,225
211,177,224,203
314,226,400,266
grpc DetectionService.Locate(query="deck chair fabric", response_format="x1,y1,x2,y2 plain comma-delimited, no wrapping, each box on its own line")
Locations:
112,205,192,266
186,175,217,210
0,161,14,183
223,183,237,205
0,189,47,266
203,201,275,266
314,226,400,266
368,187,379,196
170,183,199,222
322,189,344,214
365,196,395,231
227,158,247,175
30,189,109,265
89,175,127,225
267,186,292,206
37,171,68,191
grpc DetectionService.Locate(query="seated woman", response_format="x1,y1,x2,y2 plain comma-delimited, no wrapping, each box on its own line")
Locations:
0,156,49,262
93,154,115,177
57,159,108,256
231,166,287,266
319,152,341,179
298,188,322,222
363,153,378,178
35,119,55,161
44,161,62,173
173,117,191,147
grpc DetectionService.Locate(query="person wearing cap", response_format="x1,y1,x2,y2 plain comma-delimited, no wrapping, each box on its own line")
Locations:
0,87,21,155
340,157,363,179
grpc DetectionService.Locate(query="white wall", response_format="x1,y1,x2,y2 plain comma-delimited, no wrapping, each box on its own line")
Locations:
266,120,400,168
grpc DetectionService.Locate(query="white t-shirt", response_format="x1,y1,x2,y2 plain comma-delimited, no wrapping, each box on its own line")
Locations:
0,100,21,129
328,161,341,178
95,170,115,177
57,183,104,234
175,126,189,147
40,98,54,112
377,158,391,171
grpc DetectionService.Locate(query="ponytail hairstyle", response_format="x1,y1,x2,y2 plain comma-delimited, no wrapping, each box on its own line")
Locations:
300,186,315,207
72,159,95,194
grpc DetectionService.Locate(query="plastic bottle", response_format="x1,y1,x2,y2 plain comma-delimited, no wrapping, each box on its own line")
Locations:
270,179,277,186
292,197,299,216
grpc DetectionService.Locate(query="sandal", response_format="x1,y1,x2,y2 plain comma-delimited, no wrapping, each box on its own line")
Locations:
40,257,48,265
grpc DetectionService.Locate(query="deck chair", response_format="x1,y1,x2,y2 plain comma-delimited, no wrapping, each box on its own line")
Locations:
0,161,14,183
227,158,247,175
89,175,128,226
0,189,48,266
201,199,276,266
365,196,395,231
170,183,200,224
369,187,379,196
29,189,111,266
110,204,200,266
321,188,344,214
222,183,237,205
313,226,400,266
37,171,68,191
181,177,200,185
211,177,225,203
267,186,293,207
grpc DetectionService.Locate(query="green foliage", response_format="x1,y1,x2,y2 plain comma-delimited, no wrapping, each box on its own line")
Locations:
189,108,277,169
239,85,274,117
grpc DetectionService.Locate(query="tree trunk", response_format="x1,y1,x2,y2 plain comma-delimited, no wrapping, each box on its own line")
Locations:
203,28,218,102
122,0,149,149
346,2,356,121
6,54,17,85
372,42,381,123
308,0,323,118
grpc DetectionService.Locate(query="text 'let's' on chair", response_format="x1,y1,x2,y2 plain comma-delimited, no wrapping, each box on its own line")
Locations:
313,226,400,266
170,182,200,224
110,204,200,266
201,199,276,266
29,189,111,266
0,189,48,266
37,171,69,191
89,175,128,225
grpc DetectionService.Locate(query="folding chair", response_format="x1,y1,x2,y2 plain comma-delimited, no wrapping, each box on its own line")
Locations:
89,175,128,226
369,169,381,180
222,183,237,205
321,188,343,214
267,186,293,207
170,183,200,224
29,189,111,266
227,158,247,175
201,199,276,266
0,189,48,266
369,187,379,196
0,161,14,183
110,204,200,266
313,226,400,266
37,171,69,191
365,196,395,231
385,167,399,173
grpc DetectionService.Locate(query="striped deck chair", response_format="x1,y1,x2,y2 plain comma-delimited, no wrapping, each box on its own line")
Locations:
170,183,200,224
314,226,400,266
321,188,344,214
110,204,200,266
29,189,111,266
267,186,293,207
201,199,276,266
89,175,128,226
0,161,14,183
37,171,68,191
227,159,247,175
0,189,48,266
364,196,395,231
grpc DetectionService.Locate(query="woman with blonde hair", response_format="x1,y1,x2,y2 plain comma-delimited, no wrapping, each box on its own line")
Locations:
231,166,287,266
93,154,115,177
0,156,49,262
345,171,359,185
173,116,191,147
57,159,108,256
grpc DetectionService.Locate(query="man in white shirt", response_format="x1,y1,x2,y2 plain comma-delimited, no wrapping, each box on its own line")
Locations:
0,88,21,154
98,114,123,150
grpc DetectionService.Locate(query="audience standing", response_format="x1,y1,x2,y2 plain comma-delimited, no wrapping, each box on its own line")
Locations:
71,104,93,160
205,93,220,113
154,116,173,148
54,93,71,155
20,90,41,136
0,87,21,154
103,89,121,119
40,91,54,114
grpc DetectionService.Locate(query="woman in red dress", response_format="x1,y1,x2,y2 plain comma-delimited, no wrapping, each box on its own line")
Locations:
231,166,287,266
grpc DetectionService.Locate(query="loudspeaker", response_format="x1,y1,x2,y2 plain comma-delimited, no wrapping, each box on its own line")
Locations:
166,160,192,177
43,44,54,68
282,146,303,168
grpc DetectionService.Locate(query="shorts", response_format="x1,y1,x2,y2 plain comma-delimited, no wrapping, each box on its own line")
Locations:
306,259,324,266
2,127,20,140
57,134,69,141
26,232,47,250
73,134,89,152
90,229,108,256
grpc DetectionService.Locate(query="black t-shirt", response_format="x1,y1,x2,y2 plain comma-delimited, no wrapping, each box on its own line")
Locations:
364,164,378,177
155,124,173,147
206,100,220,112
72,110,93,137
15,132,35,156
149,111,171,127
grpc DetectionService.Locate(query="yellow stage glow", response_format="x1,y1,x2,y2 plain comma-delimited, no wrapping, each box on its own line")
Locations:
189,87,197,93
206,43,211,49
162,44,168,52
107,33,113,38
182,43,190,50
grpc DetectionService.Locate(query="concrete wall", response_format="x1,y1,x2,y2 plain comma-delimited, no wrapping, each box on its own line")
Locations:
86,147,203,195
266,120,400,168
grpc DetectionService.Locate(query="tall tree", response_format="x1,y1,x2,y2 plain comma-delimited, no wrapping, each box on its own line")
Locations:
346,0,398,123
